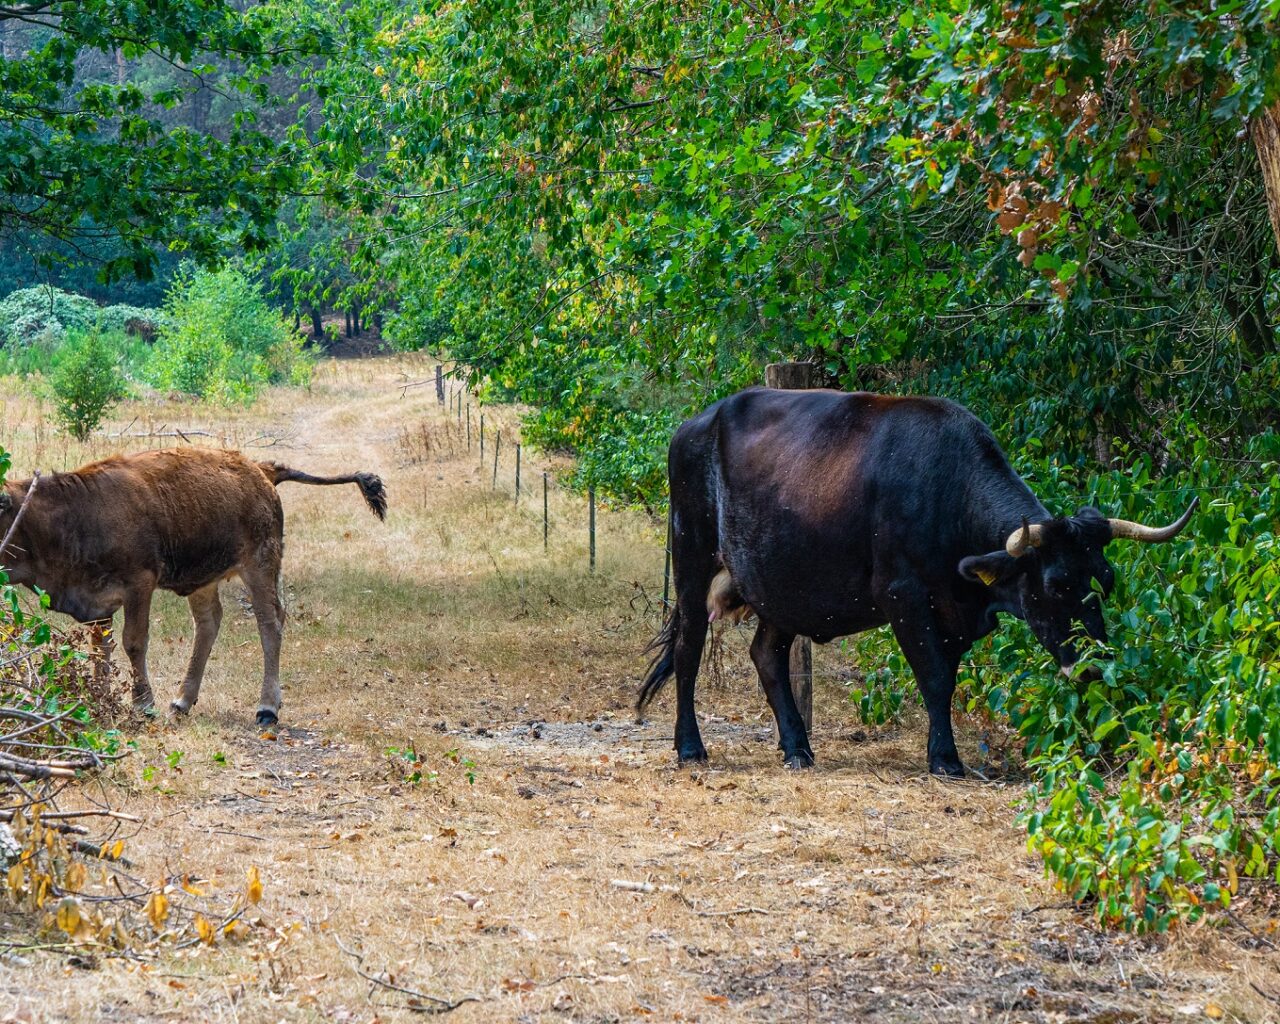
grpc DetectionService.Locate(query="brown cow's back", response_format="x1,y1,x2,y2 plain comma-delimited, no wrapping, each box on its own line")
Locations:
16,448,281,598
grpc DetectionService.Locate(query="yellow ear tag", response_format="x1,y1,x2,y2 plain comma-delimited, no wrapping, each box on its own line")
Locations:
976,569,997,587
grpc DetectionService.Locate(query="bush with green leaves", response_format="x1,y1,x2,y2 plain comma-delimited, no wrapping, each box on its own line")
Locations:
0,287,99,347
47,330,130,440
148,262,312,400
827,431,1279,932
0,286,168,351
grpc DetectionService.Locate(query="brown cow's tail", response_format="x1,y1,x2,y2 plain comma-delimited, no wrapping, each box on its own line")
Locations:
636,601,679,718
260,463,388,520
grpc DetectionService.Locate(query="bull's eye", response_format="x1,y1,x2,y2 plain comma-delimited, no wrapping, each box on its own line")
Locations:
1044,574,1070,600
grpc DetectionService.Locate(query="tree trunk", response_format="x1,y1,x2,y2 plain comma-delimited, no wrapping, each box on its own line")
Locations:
764,361,815,736
1254,100,1280,261
310,308,323,340
345,310,353,338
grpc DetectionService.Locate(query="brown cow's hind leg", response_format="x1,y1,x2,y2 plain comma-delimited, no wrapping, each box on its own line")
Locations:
121,587,155,712
242,567,285,727
171,583,223,715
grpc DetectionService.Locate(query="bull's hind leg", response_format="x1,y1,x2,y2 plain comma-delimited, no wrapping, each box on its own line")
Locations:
171,583,223,715
121,586,155,712
242,564,286,727
750,622,814,769
672,596,711,763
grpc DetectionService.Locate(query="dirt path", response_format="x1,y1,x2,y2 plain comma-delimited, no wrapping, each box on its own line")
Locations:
2,357,1277,1023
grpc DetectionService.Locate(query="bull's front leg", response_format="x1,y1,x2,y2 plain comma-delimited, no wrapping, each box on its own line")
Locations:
881,579,966,778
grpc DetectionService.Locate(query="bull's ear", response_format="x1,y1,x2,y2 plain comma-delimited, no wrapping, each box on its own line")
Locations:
958,551,1020,587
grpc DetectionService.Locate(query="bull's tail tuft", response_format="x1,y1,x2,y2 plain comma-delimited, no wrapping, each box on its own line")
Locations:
261,462,388,520
637,602,680,718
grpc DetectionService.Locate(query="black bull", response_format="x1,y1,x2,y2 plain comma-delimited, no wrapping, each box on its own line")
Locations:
638,387,1195,776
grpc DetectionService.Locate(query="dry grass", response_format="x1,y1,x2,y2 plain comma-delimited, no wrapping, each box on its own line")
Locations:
1,358,1278,1024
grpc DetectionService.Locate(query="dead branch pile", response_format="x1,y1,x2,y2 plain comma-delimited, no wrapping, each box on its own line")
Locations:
0,619,130,850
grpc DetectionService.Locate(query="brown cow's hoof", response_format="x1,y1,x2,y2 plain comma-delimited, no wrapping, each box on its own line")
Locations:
784,751,815,770
170,701,190,717
256,709,279,728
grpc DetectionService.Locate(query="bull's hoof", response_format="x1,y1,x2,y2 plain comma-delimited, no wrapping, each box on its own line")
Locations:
677,745,709,765
169,701,190,717
255,708,279,728
132,700,157,719
929,757,966,779
784,751,815,770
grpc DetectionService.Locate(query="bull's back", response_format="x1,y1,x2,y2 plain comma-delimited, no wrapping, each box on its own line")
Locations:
677,388,976,635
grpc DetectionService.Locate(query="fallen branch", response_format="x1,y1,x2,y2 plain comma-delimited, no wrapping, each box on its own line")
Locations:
609,878,655,893
0,807,141,824
334,935,481,1015
0,470,40,563
693,906,771,918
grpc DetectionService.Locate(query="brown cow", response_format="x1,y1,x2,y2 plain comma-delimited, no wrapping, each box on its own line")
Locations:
0,448,386,725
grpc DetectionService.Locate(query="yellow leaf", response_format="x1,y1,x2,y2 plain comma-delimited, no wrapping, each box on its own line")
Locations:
195,914,215,945
7,862,23,893
56,897,82,935
1205,1003,1225,1019
111,839,125,860
181,876,206,897
64,861,87,892
146,890,169,930
246,865,263,905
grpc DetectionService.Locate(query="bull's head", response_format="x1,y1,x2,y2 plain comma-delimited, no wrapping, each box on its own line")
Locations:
959,499,1197,672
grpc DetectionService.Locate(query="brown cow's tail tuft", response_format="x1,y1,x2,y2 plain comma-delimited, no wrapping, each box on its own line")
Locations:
261,463,388,520
636,602,680,719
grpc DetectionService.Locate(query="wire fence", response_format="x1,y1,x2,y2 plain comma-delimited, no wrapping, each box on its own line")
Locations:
400,367,660,587
403,366,891,715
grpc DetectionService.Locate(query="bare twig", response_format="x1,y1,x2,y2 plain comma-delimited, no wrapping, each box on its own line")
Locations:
334,935,482,1015
0,469,41,562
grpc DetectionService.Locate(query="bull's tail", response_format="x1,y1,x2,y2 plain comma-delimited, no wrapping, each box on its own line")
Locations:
637,601,680,716
260,462,387,520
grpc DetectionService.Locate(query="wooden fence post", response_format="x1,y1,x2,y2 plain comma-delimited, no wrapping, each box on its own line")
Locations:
435,364,444,404
764,361,814,735
515,443,521,502
588,486,596,574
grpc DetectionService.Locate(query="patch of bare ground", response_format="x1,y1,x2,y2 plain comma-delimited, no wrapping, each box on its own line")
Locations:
1,357,1277,1023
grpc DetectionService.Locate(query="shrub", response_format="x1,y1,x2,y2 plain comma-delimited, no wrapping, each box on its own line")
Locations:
48,330,129,440
149,262,311,400
0,286,98,347
849,428,1280,931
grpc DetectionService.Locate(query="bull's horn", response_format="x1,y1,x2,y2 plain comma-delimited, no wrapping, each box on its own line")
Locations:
1107,497,1198,544
1005,517,1043,557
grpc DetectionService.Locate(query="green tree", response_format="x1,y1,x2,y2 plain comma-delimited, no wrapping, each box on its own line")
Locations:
0,1,323,281
48,329,128,439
